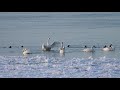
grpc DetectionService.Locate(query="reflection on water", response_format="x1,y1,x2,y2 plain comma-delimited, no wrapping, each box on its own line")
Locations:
60,53,65,57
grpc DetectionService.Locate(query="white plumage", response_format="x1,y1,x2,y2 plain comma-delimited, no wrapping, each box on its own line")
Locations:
22,48,31,55
102,44,115,51
42,38,60,51
59,42,65,54
82,46,95,52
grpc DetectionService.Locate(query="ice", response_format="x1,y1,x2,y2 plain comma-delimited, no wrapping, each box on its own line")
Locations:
0,55,120,78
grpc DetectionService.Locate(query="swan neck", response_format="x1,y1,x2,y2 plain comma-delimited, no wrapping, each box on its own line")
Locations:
61,42,63,48
47,38,50,46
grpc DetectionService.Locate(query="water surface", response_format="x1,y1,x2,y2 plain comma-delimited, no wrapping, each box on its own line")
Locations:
0,12,120,78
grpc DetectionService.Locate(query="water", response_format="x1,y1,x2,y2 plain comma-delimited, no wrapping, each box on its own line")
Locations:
0,12,120,78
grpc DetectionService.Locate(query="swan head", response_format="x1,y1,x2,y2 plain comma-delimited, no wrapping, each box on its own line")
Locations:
103,45,107,48
109,44,112,47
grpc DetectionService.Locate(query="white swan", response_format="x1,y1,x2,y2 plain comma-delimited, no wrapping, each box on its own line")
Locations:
102,44,115,51
82,46,95,52
102,45,110,51
59,42,65,54
42,38,60,51
22,48,31,55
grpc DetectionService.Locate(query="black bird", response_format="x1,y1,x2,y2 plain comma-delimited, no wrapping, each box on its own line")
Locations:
103,45,107,48
9,46,12,48
67,45,70,47
84,45,87,48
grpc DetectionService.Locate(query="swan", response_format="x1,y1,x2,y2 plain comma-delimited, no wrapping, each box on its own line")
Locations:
22,48,31,55
102,45,110,51
102,44,115,51
42,38,60,51
59,42,65,54
82,46,95,52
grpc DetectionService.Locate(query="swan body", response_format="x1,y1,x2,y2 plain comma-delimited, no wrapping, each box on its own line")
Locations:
42,43,51,51
60,48,65,54
102,47,111,51
82,46,95,52
102,44,115,51
42,38,60,51
59,42,65,54
82,48,94,52
22,48,31,55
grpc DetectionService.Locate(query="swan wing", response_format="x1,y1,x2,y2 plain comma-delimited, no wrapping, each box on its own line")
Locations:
51,41,61,48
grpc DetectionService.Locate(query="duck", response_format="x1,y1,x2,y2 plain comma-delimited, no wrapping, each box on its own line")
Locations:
9,46,12,48
67,45,70,47
21,46,24,48
22,48,31,55
82,46,95,52
42,38,60,51
59,42,65,54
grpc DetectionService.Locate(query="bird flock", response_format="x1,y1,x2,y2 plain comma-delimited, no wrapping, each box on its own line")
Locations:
21,38,115,56
22,38,65,56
